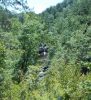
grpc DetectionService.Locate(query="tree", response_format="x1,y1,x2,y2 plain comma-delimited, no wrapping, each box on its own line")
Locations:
0,41,6,100
0,0,30,11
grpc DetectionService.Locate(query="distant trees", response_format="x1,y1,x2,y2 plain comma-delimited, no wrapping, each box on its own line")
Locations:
0,7,12,31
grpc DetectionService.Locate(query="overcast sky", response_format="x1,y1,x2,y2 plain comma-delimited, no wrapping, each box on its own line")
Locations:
27,0,64,14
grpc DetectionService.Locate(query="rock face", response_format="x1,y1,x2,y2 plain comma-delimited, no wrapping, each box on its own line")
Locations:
38,43,49,80
39,71,45,77
38,43,48,58
38,65,49,81
42,66,49,72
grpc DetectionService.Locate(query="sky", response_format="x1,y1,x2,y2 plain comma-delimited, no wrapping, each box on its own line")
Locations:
27,0,64,14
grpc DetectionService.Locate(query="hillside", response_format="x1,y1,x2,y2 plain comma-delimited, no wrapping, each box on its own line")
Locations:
0,0,91,99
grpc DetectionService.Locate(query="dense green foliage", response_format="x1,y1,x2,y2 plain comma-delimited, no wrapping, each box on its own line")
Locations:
0,0,91,99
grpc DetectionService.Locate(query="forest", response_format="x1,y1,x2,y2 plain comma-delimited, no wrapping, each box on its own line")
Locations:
0,0,91,99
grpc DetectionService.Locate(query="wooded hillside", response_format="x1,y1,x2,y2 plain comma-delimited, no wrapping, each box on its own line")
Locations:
0,0,91,99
